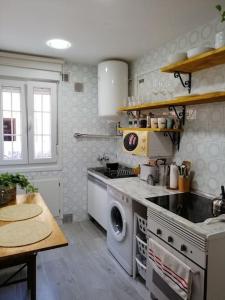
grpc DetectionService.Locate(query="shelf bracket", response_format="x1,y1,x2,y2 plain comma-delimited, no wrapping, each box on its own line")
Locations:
127,111,137,119
168,105,186,126
174,71,192,94
164,132,181,151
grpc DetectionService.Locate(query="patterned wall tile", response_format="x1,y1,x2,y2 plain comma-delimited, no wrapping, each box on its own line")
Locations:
118,17,225,196
61,63,117,220
16,63,117,221
6,16,225,219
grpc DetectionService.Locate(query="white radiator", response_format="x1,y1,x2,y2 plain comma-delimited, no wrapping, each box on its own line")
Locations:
31,178,61,217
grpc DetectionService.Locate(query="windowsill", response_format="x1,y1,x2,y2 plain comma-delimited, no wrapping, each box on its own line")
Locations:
0,162,62,173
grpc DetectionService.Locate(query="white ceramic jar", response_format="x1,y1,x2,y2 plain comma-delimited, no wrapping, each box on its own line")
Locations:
158,117,167,129
151,118,158,128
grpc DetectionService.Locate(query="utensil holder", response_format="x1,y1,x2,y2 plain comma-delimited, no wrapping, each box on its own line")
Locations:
178,176,190,192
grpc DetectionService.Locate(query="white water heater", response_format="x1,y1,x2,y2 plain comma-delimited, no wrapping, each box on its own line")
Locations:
98,60,128,118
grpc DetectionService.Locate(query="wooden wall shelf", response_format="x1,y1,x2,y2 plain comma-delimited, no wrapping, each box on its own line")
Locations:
118,128,182,132
160,46,225,74
118,91,225,112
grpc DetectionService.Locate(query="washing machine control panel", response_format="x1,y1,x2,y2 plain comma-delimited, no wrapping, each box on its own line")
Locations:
108,187,131,203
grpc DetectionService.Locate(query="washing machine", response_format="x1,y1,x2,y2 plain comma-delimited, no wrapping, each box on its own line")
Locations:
107,186,133,275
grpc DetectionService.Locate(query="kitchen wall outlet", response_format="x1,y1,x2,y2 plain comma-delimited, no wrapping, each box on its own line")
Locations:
186,109,197,120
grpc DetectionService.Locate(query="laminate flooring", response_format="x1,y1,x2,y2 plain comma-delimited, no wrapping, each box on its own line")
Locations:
0,220,149,300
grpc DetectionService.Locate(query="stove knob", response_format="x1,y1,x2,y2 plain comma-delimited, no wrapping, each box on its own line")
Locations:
180,244,187,252
168,236,173,243
156,229,162,235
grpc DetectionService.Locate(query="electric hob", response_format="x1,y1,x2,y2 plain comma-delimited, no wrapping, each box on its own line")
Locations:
146,192,214,223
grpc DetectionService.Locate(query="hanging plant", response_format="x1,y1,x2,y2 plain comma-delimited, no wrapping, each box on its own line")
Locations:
215,5,225,48
216,4,225,23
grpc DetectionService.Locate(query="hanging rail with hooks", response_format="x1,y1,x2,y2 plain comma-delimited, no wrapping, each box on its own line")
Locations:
73,133,122,139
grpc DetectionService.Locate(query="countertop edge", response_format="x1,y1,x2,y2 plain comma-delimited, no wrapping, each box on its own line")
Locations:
87,170,225,239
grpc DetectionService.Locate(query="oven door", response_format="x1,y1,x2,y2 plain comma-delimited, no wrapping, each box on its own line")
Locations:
147,233,205,300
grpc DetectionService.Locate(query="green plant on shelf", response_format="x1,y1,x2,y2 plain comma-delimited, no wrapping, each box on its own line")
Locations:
216,4,225,23
0,173,38,193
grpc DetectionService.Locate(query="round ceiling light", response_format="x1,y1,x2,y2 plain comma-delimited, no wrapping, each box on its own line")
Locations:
46,39,71,50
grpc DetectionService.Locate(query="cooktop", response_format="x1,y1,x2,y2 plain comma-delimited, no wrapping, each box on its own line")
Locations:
146,192,214,223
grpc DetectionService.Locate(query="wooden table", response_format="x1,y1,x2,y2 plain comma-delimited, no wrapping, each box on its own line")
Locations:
0,193,68,300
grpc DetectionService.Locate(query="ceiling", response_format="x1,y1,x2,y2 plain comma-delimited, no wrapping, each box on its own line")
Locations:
0,0,219,64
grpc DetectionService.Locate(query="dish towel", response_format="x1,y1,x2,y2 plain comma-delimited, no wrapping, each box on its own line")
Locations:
149,238,192,300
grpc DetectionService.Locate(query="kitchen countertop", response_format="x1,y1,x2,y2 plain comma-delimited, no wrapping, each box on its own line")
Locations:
88,169,225,240
87,168,110,184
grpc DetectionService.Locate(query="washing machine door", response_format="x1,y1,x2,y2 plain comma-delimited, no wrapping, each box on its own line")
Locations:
109,201,126,242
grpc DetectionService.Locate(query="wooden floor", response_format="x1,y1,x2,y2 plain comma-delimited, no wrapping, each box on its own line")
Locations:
0,220,149,300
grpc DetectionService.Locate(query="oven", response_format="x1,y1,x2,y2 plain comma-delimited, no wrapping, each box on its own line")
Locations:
147,231,205,300
147,205,208,300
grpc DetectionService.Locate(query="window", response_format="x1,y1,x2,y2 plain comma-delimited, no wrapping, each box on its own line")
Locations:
0,80,57,166
28,82,57,164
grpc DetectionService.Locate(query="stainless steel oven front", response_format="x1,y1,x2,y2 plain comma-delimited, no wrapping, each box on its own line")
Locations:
146,232,206,300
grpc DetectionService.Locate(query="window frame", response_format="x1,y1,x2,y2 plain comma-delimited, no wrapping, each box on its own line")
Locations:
0,79,28,165
0,79,59,168
27,81,57,164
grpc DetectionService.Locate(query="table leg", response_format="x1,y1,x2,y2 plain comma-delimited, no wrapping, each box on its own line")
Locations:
27,254,37,300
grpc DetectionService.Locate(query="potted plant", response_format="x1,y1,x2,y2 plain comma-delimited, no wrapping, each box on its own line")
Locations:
0,173,38,205
215,4,225,48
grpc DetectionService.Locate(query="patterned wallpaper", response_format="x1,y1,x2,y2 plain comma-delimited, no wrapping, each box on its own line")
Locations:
117,17,225,196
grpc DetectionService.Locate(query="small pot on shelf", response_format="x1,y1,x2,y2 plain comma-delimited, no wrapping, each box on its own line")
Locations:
215,5,225,49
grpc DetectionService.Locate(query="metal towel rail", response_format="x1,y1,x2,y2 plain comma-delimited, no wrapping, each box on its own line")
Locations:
73,133,122,139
